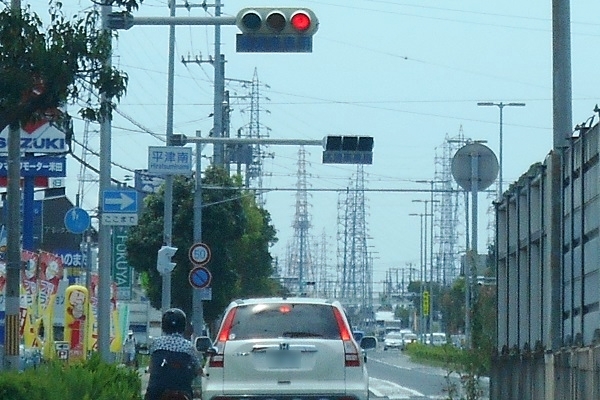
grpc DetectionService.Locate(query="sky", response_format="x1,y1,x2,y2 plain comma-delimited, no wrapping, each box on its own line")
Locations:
20,0,600,293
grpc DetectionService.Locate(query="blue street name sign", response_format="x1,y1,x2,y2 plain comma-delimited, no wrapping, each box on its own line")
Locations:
236,34,312,53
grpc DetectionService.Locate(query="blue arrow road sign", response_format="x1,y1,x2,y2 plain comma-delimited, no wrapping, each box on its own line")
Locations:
103,190,138,213
64,207,91,234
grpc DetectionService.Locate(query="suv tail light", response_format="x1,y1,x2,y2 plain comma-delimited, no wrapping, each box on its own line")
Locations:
209,308,238,368
333,308,361,367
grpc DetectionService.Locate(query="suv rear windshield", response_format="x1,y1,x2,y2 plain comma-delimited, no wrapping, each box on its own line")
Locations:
227,303,341,340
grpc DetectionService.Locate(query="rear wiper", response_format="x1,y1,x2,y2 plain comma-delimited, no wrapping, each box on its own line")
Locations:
281,331,323,338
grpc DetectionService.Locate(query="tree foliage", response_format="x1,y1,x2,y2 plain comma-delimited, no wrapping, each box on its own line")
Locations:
125,167,279,324
0,0,142,131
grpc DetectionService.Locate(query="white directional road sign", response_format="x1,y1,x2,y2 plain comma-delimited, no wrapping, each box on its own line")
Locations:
148,146,193,176
103,190,138,213
101,213,139,226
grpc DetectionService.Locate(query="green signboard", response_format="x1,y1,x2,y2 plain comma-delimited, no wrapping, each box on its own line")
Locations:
112,226,132,300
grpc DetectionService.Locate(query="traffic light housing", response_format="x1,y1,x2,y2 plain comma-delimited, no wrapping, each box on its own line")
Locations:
322,135,374,164
170,133,187,146
236,8,319,53
157,245,178,274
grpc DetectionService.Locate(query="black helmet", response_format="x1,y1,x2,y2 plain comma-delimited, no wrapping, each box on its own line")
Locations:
162,308,186,334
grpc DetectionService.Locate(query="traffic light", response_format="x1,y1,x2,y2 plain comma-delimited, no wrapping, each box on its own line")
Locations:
235,8,319,53
322,135,374,164
157,245,178,274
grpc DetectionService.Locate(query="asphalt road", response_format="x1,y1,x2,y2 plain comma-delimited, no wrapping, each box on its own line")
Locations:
366,348,489,399
138,349,489,400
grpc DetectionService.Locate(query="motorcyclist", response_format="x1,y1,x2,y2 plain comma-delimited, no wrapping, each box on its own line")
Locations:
144,308,201,400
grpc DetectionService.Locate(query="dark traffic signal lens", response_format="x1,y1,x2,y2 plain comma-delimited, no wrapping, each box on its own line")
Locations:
266,12,286,32
241,12,262,31
342,136,358,151
326,136,342,151
357,136,374,151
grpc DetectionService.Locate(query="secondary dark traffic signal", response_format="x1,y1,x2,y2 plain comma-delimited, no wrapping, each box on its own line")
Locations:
236,8,319,53
323,135,374,164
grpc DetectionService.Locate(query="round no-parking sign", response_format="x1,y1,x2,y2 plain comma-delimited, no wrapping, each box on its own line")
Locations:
189,266,212,289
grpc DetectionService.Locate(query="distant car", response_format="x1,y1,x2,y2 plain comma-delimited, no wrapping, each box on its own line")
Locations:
430,332,448,346
353,330,365,342
451,334,466,348
199,297,377,400
383,332,404,350
401,333,418,350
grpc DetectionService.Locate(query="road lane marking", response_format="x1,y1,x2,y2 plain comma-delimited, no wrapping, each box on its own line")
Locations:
369,377,425,398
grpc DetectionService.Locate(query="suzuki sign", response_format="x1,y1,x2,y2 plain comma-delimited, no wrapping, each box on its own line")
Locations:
0,122,69,154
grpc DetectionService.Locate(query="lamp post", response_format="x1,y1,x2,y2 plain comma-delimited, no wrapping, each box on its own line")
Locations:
409,211,432,340
477,102,526,198
415,179,448,283
413,199,439,337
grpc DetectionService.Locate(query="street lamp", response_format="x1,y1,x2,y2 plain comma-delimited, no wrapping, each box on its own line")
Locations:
477,101,526,198
415,179,448,283
412,199,439,336
409,211,432,339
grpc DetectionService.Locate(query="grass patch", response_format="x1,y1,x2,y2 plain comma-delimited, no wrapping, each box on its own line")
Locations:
404,343,490,376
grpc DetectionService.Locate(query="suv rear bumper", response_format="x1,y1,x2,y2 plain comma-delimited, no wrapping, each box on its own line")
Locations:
206,396,362,400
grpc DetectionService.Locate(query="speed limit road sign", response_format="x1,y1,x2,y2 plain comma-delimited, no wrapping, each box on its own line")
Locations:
189,242,211,265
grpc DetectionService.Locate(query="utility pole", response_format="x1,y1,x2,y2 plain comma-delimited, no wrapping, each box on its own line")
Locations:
5,0,22,370
97,1,114,362
212,0,225,167
159,0,177,313
192,129,204,337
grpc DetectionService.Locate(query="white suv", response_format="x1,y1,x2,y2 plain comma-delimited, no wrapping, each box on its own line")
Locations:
199,297,377,400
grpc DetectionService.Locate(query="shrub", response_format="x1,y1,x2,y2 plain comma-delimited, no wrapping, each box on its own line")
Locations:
0,354,142,400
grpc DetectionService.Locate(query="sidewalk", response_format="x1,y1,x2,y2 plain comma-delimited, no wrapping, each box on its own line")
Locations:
139,368,149,397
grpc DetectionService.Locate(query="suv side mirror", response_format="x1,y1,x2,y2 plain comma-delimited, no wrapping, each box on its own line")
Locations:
195,336,213,353
360,336,377,350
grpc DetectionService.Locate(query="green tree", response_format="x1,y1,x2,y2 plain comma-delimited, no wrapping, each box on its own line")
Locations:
125,167,279,324
0,1,140,131
438,277,465,334
406,280,424,315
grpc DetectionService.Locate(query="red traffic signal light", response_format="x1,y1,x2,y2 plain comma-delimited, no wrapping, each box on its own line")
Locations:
291,12,311,32
236,8,319,36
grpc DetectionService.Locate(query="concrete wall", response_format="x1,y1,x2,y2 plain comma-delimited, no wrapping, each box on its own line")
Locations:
492,123,600,399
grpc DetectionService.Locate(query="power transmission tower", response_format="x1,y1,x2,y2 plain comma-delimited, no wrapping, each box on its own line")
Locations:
336,166,372,322
284,146,315,295
433,128,468,285
235,68,273,206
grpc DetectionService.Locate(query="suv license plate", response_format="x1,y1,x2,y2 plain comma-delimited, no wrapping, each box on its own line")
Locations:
267,352,300,369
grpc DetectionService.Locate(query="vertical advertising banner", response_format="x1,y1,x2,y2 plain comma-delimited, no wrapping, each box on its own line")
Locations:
0,260,5,344
21,250,39,348
112,227,132,301
88,275,121,353
64,285,89,360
